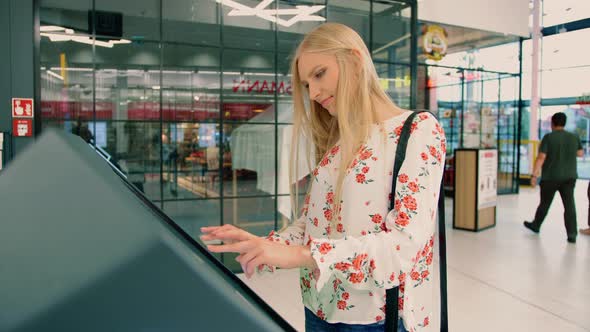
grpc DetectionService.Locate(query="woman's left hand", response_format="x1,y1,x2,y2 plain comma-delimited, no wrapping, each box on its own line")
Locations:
207,238,316,278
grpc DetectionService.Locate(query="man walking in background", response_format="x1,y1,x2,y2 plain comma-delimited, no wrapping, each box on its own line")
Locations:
524,112,583,243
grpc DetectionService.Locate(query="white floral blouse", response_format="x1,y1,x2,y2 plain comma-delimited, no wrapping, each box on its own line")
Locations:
265,111,446,332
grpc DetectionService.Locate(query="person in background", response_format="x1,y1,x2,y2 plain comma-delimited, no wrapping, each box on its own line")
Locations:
524,112,583,243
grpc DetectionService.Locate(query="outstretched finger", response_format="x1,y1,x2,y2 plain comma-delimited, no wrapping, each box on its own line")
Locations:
207,240,251,254
200,226,222,234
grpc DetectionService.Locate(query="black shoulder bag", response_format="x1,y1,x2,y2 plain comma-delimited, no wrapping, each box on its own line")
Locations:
384,111,449,332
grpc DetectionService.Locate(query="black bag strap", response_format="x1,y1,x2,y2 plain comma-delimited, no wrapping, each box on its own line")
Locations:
385,111,448,332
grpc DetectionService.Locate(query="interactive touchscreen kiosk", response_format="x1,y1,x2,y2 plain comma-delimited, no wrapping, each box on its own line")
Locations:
0,129,295,332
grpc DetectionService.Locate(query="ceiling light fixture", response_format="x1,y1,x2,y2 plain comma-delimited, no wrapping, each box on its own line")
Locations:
216,0,325,27
40,25,131,48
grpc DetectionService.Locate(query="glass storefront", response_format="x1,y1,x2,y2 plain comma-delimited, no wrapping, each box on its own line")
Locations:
39,0,418,269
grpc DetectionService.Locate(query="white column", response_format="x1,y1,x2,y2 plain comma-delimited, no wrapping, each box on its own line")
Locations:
530,0,541,142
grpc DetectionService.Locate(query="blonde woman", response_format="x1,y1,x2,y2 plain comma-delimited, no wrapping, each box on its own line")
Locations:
202,23,446,332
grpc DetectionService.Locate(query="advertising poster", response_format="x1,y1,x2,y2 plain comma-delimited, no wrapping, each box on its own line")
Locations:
478,149,497,209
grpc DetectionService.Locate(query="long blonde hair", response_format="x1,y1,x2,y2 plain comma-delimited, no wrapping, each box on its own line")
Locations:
290,23,398,229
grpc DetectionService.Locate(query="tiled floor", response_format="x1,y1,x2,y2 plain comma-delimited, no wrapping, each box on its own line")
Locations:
240,180,590,332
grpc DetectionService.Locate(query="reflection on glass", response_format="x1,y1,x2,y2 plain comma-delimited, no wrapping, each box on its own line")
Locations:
163,0,220,46
223,197,280,236
221,0,276,50
224,123,276,197
326,1,369,45
371,1,411,63
376,63,411,108
161,122,222,200
162,198,221,240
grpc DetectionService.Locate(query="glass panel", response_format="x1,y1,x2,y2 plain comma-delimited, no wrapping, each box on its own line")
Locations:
498,75,519,193
40,0,93,127
462,70,482,148
427,67,462,156
375,63,411,108
221,0,276,50
575,104,590,179
277,0,325,54
95,0,160,42
163,0,220,46
162,198,221,240
223,49,276,122
327,0,369,45
224,123,276,197
481,74,499,148
104,121,163,200
371,1,411,63
162,122,222,200
223,197,277,236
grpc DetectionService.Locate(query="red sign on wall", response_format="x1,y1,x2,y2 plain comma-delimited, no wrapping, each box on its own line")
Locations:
12,98,34,118
13,119,33,137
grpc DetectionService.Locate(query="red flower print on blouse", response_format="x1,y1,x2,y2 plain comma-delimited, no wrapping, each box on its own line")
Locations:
337,300,347,310
356,173,366,183
399,174,409,183
313,217,319,226
326,191,334,204
396,212,410,226
424,317,430,326
408,182,419,193
389,272,396,282
318,243,332,255
429,146,437,157
333,278,342,291
337,223,344,233
348,272,365,284
335,262,352,271
316,309,326,320
330,146,340,155
342,292,350,300
371,213,383,224
352,253,368,270
403,195,418,211
301,277,311,289
362,166,370,174
394,199,401,211
380,222,388,232
376,316,383,322
360,150,372,160
421,152,428,161
324,209,333,221
411,271,420,280
419,113,430,121
421,270,430,279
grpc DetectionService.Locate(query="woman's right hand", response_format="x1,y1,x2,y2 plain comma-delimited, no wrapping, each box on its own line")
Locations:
200,224,257,245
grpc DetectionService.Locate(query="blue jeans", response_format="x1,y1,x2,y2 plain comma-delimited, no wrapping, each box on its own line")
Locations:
305,308,408,332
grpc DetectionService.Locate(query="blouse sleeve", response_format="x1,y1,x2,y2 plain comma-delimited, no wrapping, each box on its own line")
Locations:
256,195,308,274
309,113,446,292
266,193,310,246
